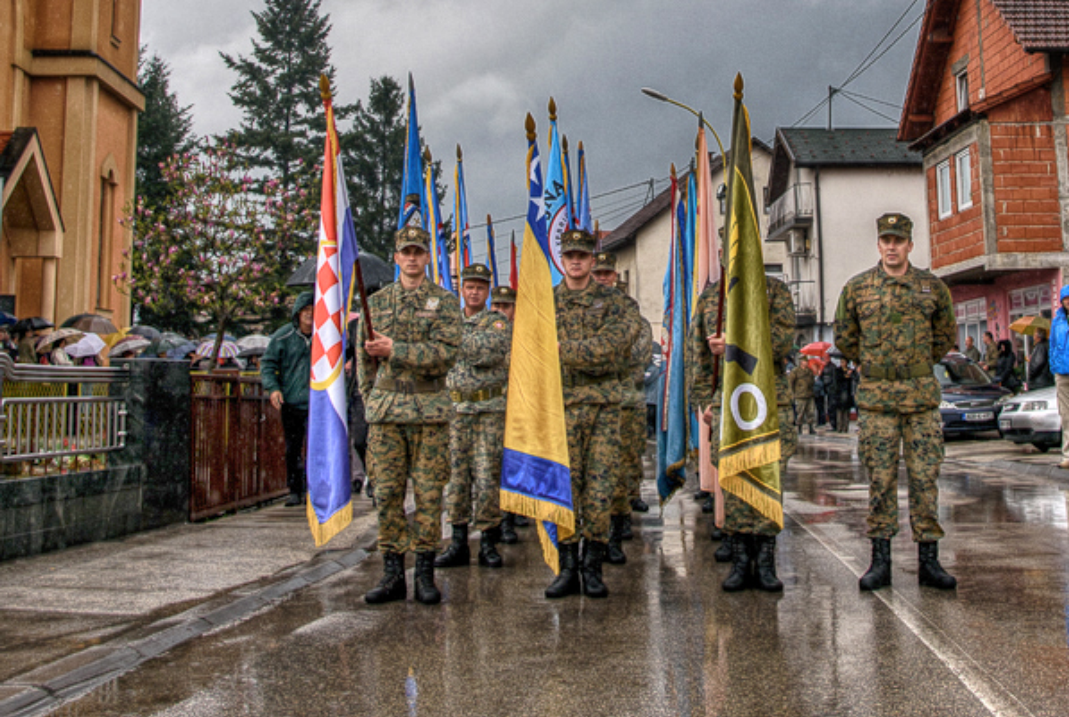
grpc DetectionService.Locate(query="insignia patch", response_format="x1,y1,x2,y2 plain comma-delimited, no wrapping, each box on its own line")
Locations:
494,320,506,330
426,297,440,310
920,281,931,294
592,301,604,309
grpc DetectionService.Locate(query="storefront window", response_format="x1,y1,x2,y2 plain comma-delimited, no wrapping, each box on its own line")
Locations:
954,298,985,352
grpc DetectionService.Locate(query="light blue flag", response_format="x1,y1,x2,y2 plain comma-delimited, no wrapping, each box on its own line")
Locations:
486,215,500,287
398,74,426,231
543,100,570,284
576,141,592,233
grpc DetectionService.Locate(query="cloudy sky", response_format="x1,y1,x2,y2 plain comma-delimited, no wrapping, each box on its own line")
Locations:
142,0,924,259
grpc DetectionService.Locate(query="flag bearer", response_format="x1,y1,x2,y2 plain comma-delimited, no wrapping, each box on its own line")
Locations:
545,229,633,599
436,263,513,569
488,285,524,542
358,226,462,605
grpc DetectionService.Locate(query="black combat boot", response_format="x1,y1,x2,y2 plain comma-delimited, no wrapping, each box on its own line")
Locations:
753,535,784,592
710,519,724,541
630,497,650,513
714,533,734,562
619,514,634,541
433,524,470,568
701,496,714,514
859,538,892,591
581,541,609,598
365,552,406,604
413,551,441,605
918,541,957,589
514,513,530,527
694,489,710,501
606,515,628,565
545,543,581,598
499,514,519,544
722,535,753,592
478,526,503,568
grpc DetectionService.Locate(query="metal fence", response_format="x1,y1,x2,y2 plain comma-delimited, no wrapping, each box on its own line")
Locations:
0,355,128,473
189,371,287,520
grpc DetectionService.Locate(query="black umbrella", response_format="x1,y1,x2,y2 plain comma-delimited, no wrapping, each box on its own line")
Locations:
61,313,119,335
287,253,393,291
13,317,53,334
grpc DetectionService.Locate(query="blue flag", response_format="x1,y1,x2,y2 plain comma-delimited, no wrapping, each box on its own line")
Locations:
543,99,571,284
576,141,592,233
486,215,500,287
398,74,426,231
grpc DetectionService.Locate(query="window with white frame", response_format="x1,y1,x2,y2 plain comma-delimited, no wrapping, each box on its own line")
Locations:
937,160,952,219
955,148,972,210
955,70,969,112
954,298,986,351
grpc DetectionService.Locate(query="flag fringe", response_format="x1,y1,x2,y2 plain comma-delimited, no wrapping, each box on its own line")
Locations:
719,473,784,529
501,491,575,536
718,440,781,478
536,523,561,575
657,457,687,510
306,500,353,548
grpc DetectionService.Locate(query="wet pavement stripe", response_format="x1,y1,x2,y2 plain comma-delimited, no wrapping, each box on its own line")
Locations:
784,497,1037,717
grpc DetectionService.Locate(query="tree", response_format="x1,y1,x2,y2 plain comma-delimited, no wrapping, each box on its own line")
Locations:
136,49,195,212
115,142,315,354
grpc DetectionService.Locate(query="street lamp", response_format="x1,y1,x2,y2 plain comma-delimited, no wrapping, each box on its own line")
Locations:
641,87,726,157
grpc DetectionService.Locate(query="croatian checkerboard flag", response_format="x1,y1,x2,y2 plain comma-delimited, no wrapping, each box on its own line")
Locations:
306,77,358,546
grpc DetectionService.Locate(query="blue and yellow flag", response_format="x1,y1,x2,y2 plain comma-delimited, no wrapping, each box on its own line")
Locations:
454,144,472,273
543,98,572,284
486,214,500,287
718,75,783,529
398,74,425,231
500,113,575,573
423,153,454,293
575,141,592,233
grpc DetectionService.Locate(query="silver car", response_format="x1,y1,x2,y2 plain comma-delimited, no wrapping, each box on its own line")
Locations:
997,386,1061,452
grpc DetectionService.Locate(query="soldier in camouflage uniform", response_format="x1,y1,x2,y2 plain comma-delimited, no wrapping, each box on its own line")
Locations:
591,251,652,565
834,213,957,591
488,285,526,542
789,357,817,434
687,272,797,592
545,230,634,599
358,226,463,605
435,263,512,570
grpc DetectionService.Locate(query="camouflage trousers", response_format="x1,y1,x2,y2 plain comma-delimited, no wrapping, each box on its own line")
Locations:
445,411,505,531
857,408,945,542
611,406,646,515
561,403,621,545
368,422,450,554
708,403,796,536
795,398,816,429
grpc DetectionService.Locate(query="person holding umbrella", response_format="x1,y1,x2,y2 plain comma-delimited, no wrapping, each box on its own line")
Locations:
14,317,53,364
1049,286,1069,469
36,328,83,366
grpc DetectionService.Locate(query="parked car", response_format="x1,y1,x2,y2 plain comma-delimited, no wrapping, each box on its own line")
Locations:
997,385,1060,452
936,354,1012,437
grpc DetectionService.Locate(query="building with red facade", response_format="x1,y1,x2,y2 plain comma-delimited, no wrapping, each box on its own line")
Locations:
899,0,1069,347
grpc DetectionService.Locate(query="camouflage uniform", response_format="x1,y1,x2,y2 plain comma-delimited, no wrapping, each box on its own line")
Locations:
789,363,817,431
834,261,955,543
555,280,633,544
687,275,797,536
445,306,511,531
357,274,462,554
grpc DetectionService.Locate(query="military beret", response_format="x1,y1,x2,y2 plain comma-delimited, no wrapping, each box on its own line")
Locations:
461,263,492,283
593,252,617,272
559,229,596,254
876,212,912,241
490,286,516,304
395,225,430,252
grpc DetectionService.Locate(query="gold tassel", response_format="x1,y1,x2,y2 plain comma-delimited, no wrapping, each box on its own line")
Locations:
719,473,784,529
718,440,781,479
306,500,353,548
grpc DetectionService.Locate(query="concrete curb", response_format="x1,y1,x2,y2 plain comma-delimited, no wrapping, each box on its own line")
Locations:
0,541,374,717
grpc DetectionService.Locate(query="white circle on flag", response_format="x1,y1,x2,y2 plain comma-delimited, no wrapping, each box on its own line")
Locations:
730,383,768,431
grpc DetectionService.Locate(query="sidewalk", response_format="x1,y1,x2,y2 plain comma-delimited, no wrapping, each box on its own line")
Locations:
0,497,379,716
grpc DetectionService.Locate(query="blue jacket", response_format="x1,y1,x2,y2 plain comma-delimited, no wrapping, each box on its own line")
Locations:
1050,285,1069,376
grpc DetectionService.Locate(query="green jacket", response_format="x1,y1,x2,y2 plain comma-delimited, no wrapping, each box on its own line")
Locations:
260,291,314,410
447,307,512,414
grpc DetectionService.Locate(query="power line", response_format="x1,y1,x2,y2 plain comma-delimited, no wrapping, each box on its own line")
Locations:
839,89,903,111
843,11,924,90
840,0,923,88
839,92,900,124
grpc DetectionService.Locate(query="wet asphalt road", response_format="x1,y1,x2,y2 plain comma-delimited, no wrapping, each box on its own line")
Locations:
50,434,1069,717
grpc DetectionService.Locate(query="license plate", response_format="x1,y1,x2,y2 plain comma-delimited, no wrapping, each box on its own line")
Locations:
999,419,1010,430
966,411,994,422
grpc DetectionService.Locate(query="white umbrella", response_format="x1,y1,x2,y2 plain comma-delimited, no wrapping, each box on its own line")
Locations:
236,334,270,351
36,328,84,352
109,336,151,357
66,333,107,358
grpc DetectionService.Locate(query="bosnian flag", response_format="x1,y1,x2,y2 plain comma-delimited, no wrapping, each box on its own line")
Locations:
306,76,358,546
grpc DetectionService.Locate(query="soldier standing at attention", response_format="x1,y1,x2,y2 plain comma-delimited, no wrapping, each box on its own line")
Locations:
488,285,526,543
790,357,817,435
545,229,633,599
834,213,957,591
688,272,797,591
591,251,651,565
358,226,462,605
435,264,512,570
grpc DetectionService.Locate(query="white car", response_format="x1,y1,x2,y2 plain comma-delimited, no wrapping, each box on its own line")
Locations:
997,386,1060,452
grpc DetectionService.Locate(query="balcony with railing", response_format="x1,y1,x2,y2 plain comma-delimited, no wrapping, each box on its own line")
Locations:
789,279,820,327
768,183,814,241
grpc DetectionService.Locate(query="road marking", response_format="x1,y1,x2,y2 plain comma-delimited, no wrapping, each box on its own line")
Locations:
785,497,1037,717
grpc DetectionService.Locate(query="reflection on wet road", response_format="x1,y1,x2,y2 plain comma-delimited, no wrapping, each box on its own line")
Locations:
56,436,1069,717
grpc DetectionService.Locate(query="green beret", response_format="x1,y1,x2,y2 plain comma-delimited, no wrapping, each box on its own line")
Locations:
395,225,430,252
490,286,516,304
559,229,596,254
461,263,492,283
876,212,912,241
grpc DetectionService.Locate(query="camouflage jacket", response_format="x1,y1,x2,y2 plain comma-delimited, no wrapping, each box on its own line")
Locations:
447,308,511,415
555,279,634,406
834,263,955,413
357,279,462,424
687,275,795,409
625,304,653,410
789,365,816,399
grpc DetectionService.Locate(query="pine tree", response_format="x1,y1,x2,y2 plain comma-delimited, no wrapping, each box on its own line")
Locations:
136,49,194,210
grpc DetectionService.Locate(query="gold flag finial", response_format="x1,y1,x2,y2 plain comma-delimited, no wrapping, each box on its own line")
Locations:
525,113,536,141
562,135,569,153
548,97,557,121
456,144,463,162
578,140,584,152
734,73,744,100
670,162,677,179
486,213,492,225
319,74,331,101
423,146,432,164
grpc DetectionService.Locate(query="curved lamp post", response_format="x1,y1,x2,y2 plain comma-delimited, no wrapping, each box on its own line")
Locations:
641,87,726,157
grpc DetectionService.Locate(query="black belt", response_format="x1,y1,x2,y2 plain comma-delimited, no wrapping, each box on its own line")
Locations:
562,373,617,388
375,376,446,394
862,362,932,380
450,385,505,403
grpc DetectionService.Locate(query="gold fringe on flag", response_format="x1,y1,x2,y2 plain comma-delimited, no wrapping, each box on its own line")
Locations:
306,500,353,548
717,439,781,479
719,472,784,528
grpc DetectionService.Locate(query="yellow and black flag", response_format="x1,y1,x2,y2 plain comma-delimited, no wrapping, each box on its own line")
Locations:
717,75,783,529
